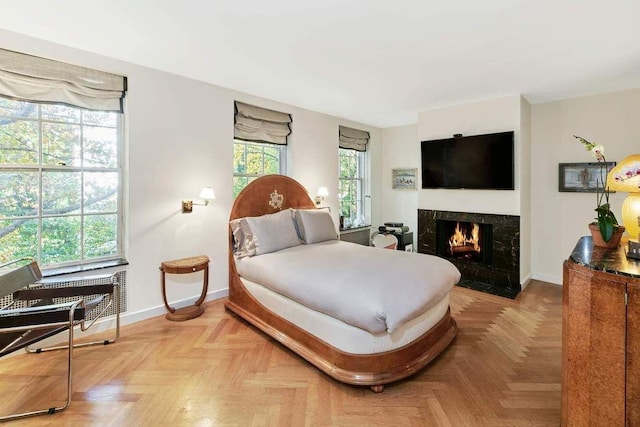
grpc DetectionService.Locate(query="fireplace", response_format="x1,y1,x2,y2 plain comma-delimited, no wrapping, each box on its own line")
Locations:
418,209,520,298
436,220,492,264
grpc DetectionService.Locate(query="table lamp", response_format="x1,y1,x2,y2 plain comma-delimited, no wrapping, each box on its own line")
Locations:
606,154,640,240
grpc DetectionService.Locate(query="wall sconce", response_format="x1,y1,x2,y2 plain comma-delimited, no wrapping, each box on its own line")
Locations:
314,187,329,206
606,154,640,240
182,187,215,213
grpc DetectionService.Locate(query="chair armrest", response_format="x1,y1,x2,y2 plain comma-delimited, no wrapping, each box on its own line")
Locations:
1,300,77,315
13,284,114,301
0,302,86,329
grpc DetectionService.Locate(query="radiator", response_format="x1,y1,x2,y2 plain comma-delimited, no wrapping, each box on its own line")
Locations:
0,270,127,321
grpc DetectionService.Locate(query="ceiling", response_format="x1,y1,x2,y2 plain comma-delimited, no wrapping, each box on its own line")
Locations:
0,0,639,128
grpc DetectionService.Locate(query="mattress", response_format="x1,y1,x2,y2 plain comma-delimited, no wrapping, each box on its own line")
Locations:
241,277,450,354
235,240,460,334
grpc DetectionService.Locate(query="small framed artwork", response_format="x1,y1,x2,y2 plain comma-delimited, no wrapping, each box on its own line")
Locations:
558,162,616,193
392,168,417,190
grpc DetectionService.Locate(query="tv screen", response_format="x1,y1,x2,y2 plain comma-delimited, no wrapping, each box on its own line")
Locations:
421,131,514,190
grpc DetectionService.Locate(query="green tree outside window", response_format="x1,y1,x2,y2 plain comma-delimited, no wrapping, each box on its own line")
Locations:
0,97,122,267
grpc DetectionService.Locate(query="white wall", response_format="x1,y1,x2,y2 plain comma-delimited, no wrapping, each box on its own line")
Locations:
380,91,640,288
381,124,419,248
519,97,532,286
417,95,523,216
1,29,381,323
531,89,640,284
5,29,637,312
416,95,532,285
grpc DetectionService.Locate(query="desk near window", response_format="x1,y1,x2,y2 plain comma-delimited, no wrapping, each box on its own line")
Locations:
340,227,413,251
339,226,371,246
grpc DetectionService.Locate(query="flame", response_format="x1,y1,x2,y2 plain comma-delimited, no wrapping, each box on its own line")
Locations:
450,223,466,248
448,222,481,253
471,223,480,251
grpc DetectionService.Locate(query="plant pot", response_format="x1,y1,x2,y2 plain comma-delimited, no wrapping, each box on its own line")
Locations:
589,223,626,248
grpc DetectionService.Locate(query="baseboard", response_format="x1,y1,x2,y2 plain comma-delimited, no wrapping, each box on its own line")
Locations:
532,273,562,285
109,288,229,328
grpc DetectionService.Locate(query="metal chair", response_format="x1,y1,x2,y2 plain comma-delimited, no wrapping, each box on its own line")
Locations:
0,258,121,421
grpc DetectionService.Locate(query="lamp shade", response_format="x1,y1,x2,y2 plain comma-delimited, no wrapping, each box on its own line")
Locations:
607,154,640,239
199,187,216,201
317,187,329,197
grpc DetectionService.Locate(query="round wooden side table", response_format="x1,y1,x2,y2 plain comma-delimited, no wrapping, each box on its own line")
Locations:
160,255,209,321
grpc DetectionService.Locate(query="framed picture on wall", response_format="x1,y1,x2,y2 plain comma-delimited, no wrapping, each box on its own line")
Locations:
558,162,616,192
392,168,417,190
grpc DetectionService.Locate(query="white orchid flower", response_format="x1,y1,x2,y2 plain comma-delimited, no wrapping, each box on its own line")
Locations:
591,145,605,161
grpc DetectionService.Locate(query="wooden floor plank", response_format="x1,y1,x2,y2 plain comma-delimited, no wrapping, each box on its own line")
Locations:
0,280,561,425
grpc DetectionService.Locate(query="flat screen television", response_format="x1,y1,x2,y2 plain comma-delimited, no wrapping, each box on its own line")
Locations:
421,131,514,190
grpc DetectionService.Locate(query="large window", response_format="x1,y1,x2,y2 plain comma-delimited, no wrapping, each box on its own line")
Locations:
233,140,286,197
339,148,366,226
0,97,123,268
338,125,369,227
233,101,291,197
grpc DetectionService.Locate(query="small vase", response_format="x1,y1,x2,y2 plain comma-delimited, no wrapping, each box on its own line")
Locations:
588,223,625,248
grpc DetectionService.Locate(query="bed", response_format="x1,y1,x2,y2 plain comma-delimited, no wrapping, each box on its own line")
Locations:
225,175,460,392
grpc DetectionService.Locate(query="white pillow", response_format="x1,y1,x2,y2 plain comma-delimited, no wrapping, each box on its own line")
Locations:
243,209,301,255
295,209,338,244
230,217,256,258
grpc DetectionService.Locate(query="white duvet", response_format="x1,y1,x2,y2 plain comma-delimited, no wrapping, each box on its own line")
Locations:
235,240,461,334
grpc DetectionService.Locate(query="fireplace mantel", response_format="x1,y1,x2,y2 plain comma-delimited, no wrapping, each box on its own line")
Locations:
418,209,520,298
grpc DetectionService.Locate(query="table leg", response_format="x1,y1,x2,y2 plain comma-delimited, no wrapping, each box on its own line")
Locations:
194,264,209,307
160,269,176,314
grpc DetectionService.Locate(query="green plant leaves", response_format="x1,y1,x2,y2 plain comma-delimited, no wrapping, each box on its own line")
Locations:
595,203,618,242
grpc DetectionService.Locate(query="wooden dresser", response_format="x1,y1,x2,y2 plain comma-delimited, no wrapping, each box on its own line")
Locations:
563,236,640,426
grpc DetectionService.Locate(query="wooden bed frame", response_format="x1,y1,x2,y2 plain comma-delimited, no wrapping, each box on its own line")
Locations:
225,175,457,392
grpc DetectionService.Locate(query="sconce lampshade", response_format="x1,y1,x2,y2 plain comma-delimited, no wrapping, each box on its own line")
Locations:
314,187,329,206
199,187,216,201
182,187,216,213
606,154,640,239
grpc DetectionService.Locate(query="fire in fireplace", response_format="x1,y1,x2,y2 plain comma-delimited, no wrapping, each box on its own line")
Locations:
448,222,481,257
436,219,492,264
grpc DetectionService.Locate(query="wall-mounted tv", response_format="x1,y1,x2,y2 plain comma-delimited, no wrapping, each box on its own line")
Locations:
421,131,514,190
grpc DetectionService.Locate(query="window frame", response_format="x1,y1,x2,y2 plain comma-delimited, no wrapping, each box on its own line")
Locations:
233,139,286,197
0,98,125,269
338,147,367,227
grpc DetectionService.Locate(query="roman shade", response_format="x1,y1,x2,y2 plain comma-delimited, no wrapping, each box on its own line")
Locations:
234,101,292,145
0,48,127,113
339,125,370,152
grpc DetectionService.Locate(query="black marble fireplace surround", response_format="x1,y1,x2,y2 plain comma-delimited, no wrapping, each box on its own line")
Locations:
418,209,520,298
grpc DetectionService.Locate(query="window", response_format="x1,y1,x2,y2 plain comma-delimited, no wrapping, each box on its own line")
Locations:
233,101,291,197
233,140,286,197
339,148,366,225
338,125,369,227
0,97,123,267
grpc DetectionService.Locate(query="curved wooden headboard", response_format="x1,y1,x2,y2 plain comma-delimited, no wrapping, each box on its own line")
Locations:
228,174,316,301
229,174,316,221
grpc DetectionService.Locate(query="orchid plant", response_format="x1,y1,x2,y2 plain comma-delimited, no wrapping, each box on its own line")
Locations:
574,135,619,242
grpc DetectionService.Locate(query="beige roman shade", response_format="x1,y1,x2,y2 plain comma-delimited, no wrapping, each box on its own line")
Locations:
0,48,127,113
339,125,370,152
234,101,292,145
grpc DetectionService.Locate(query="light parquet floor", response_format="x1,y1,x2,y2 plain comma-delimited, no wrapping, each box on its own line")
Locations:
0,280,562,426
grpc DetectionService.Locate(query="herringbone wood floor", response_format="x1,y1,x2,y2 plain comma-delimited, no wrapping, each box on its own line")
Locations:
0,281,561,426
